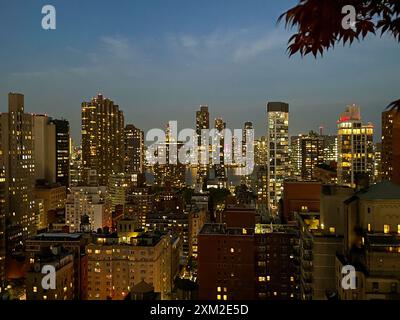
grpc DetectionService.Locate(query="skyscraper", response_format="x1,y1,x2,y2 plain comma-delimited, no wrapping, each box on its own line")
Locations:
300,131,325,180
0,93,36,253
0,156,5,290
382,108,400,184
52,119,70,187
196,105,210,147
124,124,144,175
267,102,289,211
213,118,226,179
82,94,125,186
34,116,70,187
337,104,374,187
196,106,210,181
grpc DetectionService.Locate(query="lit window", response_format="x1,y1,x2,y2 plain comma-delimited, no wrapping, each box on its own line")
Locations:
217,295,221,300
33,286,37,293
230,248,235,253
258,277,266,282
223,295,227,301
267,276,271,281
43,295,47,300
368,224,371,232
217,287,221,292
398,225,400,234
384,225,390,234
329,227,335,234
290,276,294,282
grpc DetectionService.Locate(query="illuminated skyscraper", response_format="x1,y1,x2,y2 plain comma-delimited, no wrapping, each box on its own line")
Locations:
290,135,303,178
152,123,185,188
374,142,382,183
81,94,125,186
0,157,5,289
382,108,400,183
196,106,210,181
255,136,268,166
196,105,210,146
0,93,36,253
214,118,226,179
337,104,374,187
34,116,70,187
267,102,289,211
52,119,70,187
124,124,144,174
241,122,254,187
300,132,325,180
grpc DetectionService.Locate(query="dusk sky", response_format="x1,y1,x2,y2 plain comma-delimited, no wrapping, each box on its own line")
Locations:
0,0,399,143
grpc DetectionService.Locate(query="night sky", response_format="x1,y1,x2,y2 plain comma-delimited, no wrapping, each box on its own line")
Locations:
0,0,399,143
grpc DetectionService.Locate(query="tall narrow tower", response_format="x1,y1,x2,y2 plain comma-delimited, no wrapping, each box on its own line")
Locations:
81,94,125,186
337,104,374,187
0,93,36,253
267,102,289,211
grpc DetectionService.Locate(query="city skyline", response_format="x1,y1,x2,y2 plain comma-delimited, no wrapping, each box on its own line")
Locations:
1,1,399,141
1,0,400,305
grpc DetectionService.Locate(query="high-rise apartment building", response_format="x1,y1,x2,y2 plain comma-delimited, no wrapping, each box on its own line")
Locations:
196,106,210,181
267,102,289,211
26,246,74,300
33,117,70,187
301,132,325,180
124,124,144,175
25,232,89,300
255,136,268,166
213,118,226,179
374,142,382,183
82,94,125,186
322,135,338,163
290,134,303,178
254,224,299,300
337,104,374,187
198,224,255,300
34,183,66,230
65,186,112,232
0,165,5,290
86,232,175,300
0,93,36,253
52,119,70,187
196,105,210,147
382,107,400,184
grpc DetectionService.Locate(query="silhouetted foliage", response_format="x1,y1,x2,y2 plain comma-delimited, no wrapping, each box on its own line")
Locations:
279,0,400,109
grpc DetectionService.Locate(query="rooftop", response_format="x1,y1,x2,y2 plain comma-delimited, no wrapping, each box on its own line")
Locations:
200,223,254,236
31,233,82,241
357,180,400,200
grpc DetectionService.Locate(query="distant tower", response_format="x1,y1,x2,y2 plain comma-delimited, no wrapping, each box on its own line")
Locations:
382,107,400,184
0,93,36,253
267,102,289,211
337,104,374,187
81,94,125,185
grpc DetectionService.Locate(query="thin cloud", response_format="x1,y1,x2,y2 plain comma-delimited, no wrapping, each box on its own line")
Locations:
169,28,288,63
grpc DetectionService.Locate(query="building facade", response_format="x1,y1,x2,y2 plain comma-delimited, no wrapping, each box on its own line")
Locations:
0,93,36,253
337,104,374,187
267,102,289,211
82,94,125,186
